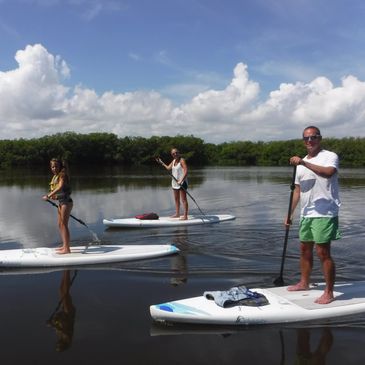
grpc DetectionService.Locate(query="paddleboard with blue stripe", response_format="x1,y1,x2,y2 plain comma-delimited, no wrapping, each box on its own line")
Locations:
150,281,365,325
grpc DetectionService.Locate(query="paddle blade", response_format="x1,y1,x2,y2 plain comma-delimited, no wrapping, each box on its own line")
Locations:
273,276,285,287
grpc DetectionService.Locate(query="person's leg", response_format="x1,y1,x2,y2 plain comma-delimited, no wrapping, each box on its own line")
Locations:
288,242,314,291
171,189,180,218
56,203,73,254
180,189,188,220
314,243,335,304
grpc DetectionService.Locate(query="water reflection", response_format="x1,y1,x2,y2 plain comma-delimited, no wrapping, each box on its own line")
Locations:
1,166,365,364
2,166,365,261
295,328,333,365
150,324,334,364
0,165,206,190
170,227,189,286
47,270,77,352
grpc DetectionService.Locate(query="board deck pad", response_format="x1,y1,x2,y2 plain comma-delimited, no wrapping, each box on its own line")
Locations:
0,244,179,268
103,214,235,228
267,283,365,309
150,281,365,325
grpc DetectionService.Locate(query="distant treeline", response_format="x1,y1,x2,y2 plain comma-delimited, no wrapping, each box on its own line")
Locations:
0,132,364,168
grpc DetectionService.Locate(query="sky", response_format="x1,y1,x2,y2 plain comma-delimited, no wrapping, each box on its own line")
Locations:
1,0,365,143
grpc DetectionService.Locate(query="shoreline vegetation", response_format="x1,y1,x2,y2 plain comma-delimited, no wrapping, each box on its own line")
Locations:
0,132,364,168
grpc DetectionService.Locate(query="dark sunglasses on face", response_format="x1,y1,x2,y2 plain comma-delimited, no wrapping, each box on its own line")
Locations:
303,135,321,142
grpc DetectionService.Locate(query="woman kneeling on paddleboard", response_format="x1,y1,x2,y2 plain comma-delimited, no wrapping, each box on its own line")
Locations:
156,148,189,220
43,158,73,254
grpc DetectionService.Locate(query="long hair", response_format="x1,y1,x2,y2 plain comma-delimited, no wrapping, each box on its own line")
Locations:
50,158,70,181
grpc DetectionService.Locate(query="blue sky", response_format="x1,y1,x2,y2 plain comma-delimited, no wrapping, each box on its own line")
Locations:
1,0,365,142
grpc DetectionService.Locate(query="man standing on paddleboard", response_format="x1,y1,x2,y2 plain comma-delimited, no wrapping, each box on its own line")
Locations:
286,126,341,304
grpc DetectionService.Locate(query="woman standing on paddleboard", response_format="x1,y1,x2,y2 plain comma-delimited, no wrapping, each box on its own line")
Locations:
43,158,73,254
157,148,189,220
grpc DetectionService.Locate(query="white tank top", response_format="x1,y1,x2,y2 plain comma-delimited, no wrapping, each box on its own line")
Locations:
171,159,187,189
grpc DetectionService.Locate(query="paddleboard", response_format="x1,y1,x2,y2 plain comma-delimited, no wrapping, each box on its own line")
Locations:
150,281,365,325
103,214,235,228
0,244,179,268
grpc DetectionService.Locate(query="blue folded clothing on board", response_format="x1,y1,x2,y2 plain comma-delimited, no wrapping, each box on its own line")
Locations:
204,285,269,308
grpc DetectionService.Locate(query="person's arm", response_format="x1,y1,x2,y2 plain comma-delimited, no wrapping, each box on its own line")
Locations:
289,156,336,178
300,160,336,178
178,158,188,184
156,157,173,170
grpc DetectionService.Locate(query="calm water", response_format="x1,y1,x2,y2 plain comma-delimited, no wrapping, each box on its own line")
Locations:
1,166,365,364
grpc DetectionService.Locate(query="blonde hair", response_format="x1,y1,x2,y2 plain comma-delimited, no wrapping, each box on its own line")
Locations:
50,158,70,180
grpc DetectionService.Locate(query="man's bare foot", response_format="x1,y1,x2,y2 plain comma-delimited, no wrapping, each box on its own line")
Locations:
55,246,70,254
287,282,310,291
170,214,180,218
315,292,334,304
56,248,71,254
180,216,188,221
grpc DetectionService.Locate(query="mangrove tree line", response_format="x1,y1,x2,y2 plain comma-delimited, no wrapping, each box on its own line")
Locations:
0,132,364,168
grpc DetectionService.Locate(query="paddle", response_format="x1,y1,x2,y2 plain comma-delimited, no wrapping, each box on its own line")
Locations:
155,157,206,217
273,165,297,286
46,199,89,228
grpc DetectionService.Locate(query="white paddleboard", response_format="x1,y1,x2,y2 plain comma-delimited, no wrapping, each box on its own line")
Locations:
150,281,365,325
0,244,179,268
103,214,235,228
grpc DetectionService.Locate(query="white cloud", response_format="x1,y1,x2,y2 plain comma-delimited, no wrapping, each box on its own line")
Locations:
1,44,365,143
0,44,69,123
154,50,172,66
128,52,142,61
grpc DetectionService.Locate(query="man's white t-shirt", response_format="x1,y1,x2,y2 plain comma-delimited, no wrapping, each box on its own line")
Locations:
295,149,341,218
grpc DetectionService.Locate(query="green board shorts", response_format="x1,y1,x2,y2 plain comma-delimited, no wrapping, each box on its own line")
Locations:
299,217,341,244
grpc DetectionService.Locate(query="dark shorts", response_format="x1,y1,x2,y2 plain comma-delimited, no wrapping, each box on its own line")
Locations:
58,196,73,206
179,181,188,190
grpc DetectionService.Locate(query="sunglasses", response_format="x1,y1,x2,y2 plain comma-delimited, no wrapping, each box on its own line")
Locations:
303,135,321,142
